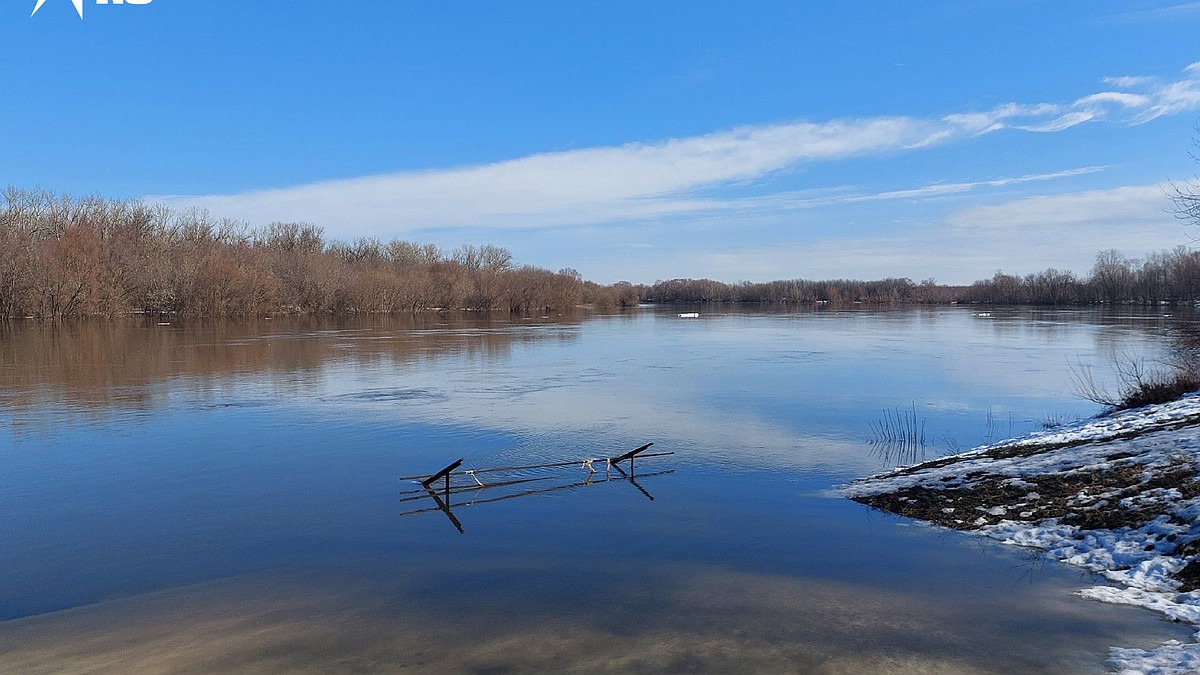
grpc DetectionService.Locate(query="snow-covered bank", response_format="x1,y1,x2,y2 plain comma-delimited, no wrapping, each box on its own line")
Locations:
844,394,1200,674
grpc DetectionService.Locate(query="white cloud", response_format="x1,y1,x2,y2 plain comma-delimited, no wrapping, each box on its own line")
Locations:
610,183,1188,286
1136,78,1200,122
1104,76,1156,88
149,64,1200,243
944,184,1169,234
151,116,960,233
943,102,1066,135
1076,91,1151,109
1109,3,1200,23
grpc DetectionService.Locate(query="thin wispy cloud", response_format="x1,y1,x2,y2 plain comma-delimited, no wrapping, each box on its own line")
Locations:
862,167,1108,201
697,167,1109,214
151,63,1200,237
1103,76,1158,89
1107,2,1200,24
1134,62,1200,121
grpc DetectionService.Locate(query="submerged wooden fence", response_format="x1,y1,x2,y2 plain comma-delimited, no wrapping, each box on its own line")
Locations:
398,443,673,532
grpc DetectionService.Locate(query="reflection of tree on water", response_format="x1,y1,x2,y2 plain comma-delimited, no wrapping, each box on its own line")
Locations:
398,445,673,533
1170,321,1200,372
0,314,582,428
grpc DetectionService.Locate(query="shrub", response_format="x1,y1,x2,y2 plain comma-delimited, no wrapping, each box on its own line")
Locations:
1072,354,1200,413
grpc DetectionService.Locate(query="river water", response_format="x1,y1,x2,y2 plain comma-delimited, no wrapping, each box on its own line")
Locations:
1,306,1196,673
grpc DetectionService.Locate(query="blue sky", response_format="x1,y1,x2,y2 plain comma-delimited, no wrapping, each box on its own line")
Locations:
4,1,1200,284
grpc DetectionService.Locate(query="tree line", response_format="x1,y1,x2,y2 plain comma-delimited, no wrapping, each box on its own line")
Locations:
963,249,1200,305
4,187,1200,319
639,248,1200,306
0,189,638,319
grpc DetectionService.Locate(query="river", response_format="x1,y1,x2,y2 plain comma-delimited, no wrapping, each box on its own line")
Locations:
1,306,1196,672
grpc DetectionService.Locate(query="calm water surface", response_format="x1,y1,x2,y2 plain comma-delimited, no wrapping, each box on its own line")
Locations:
1,306,1197,673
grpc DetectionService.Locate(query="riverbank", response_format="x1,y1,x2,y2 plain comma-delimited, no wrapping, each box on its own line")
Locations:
844,394,1200,673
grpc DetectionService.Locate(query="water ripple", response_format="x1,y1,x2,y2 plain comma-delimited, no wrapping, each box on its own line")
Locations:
326,388,450,404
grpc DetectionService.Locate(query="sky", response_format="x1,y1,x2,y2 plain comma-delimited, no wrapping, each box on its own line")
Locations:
4,1,1200,285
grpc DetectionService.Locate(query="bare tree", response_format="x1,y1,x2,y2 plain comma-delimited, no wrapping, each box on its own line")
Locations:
1171,131,1200,233
1090,249,1133,304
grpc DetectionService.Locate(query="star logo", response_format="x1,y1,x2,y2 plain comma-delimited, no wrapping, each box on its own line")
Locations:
32,0,86,20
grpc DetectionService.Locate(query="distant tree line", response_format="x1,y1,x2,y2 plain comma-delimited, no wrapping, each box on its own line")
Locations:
638,277,931,304
0,189,638,319
638,247,1200,306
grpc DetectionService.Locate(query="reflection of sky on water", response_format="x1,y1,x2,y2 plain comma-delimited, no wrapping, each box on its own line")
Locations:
292,307,1186,476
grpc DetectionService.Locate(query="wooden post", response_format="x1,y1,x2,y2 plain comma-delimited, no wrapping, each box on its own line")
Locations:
608,443,653,468
422,458,464,489
609,441,657,461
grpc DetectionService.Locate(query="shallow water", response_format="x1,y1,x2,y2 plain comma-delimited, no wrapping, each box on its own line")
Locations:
1,306,1196,672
